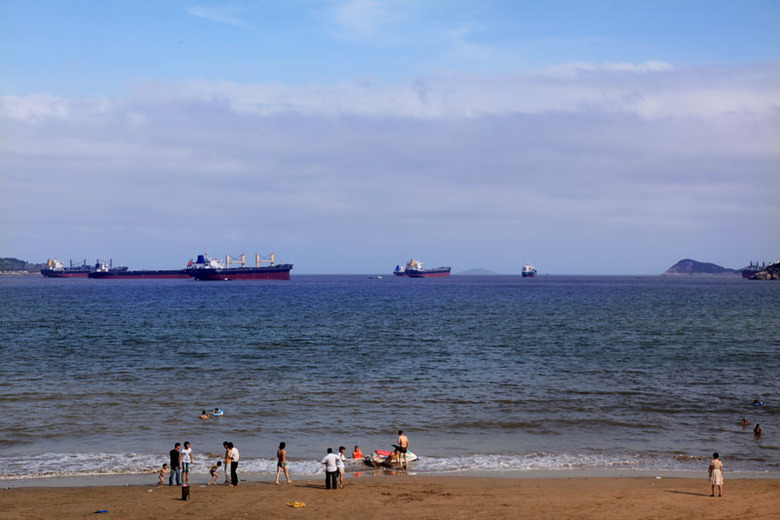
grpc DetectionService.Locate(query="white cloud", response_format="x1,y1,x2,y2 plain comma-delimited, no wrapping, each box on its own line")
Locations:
2,62,778,273
186,5,250,28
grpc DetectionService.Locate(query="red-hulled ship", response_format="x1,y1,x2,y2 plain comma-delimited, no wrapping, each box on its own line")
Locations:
188,253,292,281
41,258,127,278
393,259,451,278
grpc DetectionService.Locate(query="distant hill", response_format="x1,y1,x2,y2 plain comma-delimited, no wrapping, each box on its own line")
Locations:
458,268,499,275
0,257,39,274
663,259,739,276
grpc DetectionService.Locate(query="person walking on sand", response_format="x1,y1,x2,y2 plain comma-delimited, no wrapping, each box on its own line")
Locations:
276,442,292,485
397,430,409,468
228,442,240,486
708,452,723,497
337,446,347,488
180,441,194,486
321,448,339,490
168,442,182,486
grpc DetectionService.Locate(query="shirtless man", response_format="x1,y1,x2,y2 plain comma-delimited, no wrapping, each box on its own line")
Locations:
397,430,409,468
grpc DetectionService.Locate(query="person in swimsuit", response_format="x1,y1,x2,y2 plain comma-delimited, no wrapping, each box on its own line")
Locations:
275,442,292,485
208,461,221,485
708,452,723,497
157,463,167,486
754,424,762,438
397,430,409,467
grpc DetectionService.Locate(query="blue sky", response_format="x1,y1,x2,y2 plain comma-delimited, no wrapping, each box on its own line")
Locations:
1,1,778,273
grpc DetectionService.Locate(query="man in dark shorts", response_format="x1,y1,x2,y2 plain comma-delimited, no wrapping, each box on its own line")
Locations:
169,442,182,486
397,431,409,468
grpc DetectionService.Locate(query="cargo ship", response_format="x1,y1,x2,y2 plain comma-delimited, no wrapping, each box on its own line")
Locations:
188,253,293,281
393,259,451,278
41,258,127,278
741,261,767,279
88,260,190,279
521,262,537,278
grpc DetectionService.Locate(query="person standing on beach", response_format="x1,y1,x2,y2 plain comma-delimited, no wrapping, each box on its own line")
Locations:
397,431,409,468
337,446,347,488
276,442,292,485
222,441,231,484
228,442,240,486
180,441,194,486
168,443,181,486
321,448,339,490
708,452,723,497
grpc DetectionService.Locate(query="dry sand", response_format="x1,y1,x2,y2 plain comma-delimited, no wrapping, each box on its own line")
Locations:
1,475,779,519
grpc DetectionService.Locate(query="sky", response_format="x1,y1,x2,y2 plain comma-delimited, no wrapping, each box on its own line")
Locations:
1,1,778,274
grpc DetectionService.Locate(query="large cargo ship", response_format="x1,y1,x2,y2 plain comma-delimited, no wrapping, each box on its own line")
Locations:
393,259,451,278
188,253,293,281
741,261,767,279
41,258,127,278
521,262,537,278
88,260,190,279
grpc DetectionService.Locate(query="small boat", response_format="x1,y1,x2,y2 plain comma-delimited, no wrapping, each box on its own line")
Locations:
393,259,451,278
363,448,418,468
521,262,537,278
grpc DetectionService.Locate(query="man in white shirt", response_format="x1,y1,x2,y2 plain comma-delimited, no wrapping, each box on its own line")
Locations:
321,448,339,490
228,442,240,486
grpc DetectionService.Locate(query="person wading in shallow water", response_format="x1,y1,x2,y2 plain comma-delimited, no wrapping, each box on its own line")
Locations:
397,431,409,468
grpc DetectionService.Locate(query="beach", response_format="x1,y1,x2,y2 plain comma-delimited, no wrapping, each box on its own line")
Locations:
2,475,779,519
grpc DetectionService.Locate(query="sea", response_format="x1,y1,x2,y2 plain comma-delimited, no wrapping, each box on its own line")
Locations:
1,274,777,482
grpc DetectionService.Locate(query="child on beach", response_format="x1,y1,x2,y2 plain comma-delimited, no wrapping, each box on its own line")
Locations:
208,461,222,485
157,463,167,486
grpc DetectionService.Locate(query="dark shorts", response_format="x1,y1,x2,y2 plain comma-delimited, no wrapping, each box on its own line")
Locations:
399,447,407,454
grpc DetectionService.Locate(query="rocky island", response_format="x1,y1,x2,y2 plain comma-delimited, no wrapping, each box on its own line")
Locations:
663,258,740,276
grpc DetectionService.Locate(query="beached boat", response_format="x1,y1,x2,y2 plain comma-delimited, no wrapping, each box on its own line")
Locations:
393,259,451,278
364,448,418,468
187,252,293,281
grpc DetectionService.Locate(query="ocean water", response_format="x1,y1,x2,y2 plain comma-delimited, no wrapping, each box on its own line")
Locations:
1,275,778,480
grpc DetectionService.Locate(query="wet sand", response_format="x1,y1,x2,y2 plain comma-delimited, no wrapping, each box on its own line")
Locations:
1,475,779,519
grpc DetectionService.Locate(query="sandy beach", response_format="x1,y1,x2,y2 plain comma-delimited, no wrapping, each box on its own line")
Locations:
2,474,778,519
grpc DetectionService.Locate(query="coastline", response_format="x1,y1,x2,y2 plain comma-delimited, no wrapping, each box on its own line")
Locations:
2,474,778,520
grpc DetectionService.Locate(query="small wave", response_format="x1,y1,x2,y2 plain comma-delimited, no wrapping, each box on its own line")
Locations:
2,451,771,480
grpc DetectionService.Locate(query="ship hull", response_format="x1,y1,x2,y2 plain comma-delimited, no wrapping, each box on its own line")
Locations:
189,264,293,281
89,270,191,279
521,271,537,278
405,267,451,278
40,269,91,278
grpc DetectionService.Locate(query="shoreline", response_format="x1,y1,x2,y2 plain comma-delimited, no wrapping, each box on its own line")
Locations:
1,474,778,520
2,467,778,489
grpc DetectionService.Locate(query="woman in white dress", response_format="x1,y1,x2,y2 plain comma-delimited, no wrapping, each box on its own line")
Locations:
708,452,723,497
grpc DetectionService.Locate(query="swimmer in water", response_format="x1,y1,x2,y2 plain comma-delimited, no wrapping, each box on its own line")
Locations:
200,410,210,420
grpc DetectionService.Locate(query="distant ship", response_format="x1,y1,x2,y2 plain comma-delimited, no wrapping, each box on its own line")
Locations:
188,253,293,281
88,260,190,279
521,262,537,278
41,258,127,278
393,259,451,278
741,261,767,279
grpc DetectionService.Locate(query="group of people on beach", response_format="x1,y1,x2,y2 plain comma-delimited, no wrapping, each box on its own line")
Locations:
158,431,410,490
160,441,239,487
